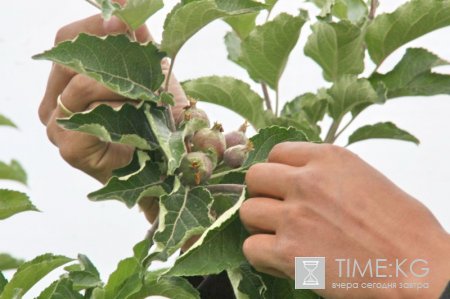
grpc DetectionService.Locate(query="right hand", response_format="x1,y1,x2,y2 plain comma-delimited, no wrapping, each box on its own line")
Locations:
38,14,189,222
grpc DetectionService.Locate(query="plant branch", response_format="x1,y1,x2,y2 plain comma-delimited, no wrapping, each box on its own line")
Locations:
369,0,379,20
206,184,245,194
210,168,244,180
324,118,342,144
261,84,273,112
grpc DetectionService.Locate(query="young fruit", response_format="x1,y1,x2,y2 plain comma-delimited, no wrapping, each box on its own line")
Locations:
179,152,214,186
192,123,226,162
223,142,253,168
175,98,210,128
225,121,249,148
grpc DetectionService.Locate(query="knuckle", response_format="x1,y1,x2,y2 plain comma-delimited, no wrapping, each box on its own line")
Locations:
54,26,71,44
61,75,92,103
245,163,263,184
318,143,347,158
38,102,51,125
59,143,80,166
239,200,252,221
242,237,257,264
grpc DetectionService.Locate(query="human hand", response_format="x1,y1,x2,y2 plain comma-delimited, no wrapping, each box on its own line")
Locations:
38,14,188,222
241,142,450,298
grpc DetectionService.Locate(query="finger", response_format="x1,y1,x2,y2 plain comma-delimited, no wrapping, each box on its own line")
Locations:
161,59,189,120
268,142,318,167
240,197,284,234
243,234,283,275
245,163,296,198
59,74,127,113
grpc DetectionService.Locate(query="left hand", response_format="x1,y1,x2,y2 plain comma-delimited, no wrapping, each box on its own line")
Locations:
241,142,450,299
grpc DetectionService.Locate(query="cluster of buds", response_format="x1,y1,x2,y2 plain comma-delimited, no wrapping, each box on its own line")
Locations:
178,99,253,186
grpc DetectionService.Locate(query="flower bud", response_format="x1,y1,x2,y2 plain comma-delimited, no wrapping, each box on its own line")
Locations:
175,98,210,129
223,142,253,168
225,121,249,148
192,123,226,162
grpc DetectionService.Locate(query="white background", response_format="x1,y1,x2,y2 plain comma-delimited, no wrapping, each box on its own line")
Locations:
0,0,449,297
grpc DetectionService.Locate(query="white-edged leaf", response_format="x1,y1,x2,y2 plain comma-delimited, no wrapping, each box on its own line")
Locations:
243,126,309,168
58,103,157,151
88,161,172,208
0,254,72,299
33,34,165,101
144,106,186,174
366,0,450,65
0,190,37,220
114,0,164,30
154,186,214,258
347,122,420,145
182,76,266,129
163,189,248,276
304,20,364,82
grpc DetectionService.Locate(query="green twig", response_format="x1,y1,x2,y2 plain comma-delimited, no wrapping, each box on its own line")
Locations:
334,116,357,142
165,56,176,92
369,0,379,20
275,89,280,117
324,118,341,144
211,168,244,180
145,216,159,241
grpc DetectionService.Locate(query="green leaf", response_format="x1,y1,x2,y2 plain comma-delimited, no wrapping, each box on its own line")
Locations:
227,263,266,299
0,190,37,220
144,106,186,174
65,255,102,291
304,20,364,82
164,189,248,276
281,93,328,125
58,103,156,151
37,278,83,299
264,116,321,143
114,0,164,30
211,192,241,218
332,0,368,23
182,76,266,129
243,126,309,168
327,76,379,120
88,161,172,208
104,257,141,299
129,271,199,299
154,186,213,258
112,150,150,178
366,0,450,66
0,272,7,294
224,12,259,39
0,160,27,185
0,254,24,271
161,0,265,58
238,12,307,90
0,254,72,299
370,48,450,99
33,34,165,101
133,239,152,263
347,122,420,145
0,115,16,128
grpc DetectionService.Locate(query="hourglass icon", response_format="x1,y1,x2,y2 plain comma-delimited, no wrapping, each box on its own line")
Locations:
302,260,320,286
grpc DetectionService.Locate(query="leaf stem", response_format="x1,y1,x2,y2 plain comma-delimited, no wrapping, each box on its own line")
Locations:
334,116,356,142
165,56,176,92
206,184,245,194
369,0,379,20
275,89,280,117
261,84,273,112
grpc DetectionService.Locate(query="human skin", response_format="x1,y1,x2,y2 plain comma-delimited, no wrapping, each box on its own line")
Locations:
38,14,188,223
241,142,450,298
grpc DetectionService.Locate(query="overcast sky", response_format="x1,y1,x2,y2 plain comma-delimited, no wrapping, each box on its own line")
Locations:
1,0,449,297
